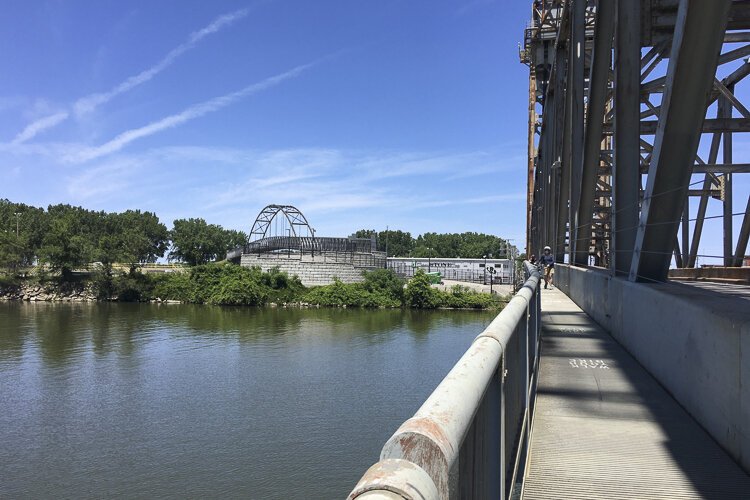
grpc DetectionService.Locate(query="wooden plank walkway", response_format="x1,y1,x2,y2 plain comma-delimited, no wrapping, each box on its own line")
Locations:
523,287,750,499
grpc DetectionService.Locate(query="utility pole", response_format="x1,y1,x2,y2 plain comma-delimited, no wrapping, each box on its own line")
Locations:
14,212,21,238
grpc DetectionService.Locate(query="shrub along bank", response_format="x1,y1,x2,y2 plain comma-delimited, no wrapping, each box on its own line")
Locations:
304,269,505,310
1,265,506,310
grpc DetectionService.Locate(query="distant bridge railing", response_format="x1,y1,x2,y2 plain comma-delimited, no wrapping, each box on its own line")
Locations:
227,236,379,261
347,262,541,500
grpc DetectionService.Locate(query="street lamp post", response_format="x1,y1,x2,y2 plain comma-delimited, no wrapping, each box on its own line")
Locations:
483,254,487,285
14,212,21,238
427,247,432,273
286,228,291,258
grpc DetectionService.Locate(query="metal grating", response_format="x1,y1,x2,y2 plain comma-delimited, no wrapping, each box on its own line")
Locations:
522,288,750,499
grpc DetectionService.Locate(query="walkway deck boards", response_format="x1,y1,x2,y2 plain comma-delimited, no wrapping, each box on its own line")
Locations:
523,287,750,499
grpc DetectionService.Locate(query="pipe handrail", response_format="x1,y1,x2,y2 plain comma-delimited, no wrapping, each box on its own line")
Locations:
347,262,541,499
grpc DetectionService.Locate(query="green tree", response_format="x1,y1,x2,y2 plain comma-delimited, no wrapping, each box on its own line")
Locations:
404,269,438,308
117,210,169,272
168,218,228,266
223,229,248,251
39,205,95,279
0,199,48,269
355,228,414,256
362,268,404,302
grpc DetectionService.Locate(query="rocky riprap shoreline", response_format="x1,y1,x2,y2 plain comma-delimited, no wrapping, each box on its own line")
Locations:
0,284,97,302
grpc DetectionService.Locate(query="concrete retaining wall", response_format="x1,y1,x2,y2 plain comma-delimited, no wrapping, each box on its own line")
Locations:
555,264,750,472
240,253,381,286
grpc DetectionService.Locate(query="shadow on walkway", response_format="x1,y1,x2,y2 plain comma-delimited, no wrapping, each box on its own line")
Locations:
523,288,750,499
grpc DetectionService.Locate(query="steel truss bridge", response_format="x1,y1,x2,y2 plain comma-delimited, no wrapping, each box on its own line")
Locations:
346,2,750,499
523,0,750,281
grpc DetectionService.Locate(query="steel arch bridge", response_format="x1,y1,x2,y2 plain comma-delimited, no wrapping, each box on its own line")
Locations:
249,204,315,241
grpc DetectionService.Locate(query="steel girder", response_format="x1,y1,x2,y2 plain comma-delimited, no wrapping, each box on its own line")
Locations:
523,0,750,280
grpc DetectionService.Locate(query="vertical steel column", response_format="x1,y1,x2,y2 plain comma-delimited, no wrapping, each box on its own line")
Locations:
527,72,537,256
541,84,554,256
681,200,689,266
551,47,567,255
631,0,732,282
575,0,615,266
688,130,722,267
538,112,552,257
612,0,640,276
722,91,733,266
674,236,684,268
734,196,750,266
557,56,571,260
567,0,586,263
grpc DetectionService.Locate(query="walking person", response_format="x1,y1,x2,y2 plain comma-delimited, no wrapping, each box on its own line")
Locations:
540,246,555,289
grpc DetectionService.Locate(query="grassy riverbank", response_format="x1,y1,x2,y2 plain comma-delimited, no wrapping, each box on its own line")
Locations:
0,265,507,310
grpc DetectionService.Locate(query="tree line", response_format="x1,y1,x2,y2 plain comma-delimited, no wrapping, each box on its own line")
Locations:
0,199,516,279
354,229,515,259
0,199,246,276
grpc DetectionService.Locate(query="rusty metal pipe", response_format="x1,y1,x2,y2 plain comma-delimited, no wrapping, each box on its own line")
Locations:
347,459,438,500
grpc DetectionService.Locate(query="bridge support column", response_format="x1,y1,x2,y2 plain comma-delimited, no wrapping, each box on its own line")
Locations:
612,0,640,277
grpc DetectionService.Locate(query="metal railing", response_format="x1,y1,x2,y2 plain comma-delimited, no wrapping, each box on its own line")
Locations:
347,262,542,500
227,236,380,261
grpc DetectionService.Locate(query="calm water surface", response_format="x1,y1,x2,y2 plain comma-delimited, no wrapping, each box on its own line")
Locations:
0,302,495,499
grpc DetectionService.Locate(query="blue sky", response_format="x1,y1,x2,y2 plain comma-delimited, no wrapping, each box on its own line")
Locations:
1,1,747,264
0,0,530,248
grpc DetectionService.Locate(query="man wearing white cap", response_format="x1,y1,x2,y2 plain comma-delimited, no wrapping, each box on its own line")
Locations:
540,246,555,289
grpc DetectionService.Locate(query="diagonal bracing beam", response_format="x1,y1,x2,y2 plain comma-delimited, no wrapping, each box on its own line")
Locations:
630,0,732,282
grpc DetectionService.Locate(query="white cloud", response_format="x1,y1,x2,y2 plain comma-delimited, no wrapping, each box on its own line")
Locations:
73,8,250,116
3,141,525,237
11,112,69,144
65,61,318,163
66,158,146,199
11,8,250,144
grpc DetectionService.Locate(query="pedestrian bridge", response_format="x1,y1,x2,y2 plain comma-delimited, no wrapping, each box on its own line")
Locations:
346,263,750,499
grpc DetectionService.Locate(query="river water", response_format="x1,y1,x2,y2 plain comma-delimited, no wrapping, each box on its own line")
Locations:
0,302,495,499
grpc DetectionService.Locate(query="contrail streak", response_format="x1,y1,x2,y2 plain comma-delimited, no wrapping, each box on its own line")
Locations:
67,61,317,163
11,111,69,144
73,8,250,116
12,8,250,144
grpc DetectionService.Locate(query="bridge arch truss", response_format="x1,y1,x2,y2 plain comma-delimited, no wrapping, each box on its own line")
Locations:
249,204,315,241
